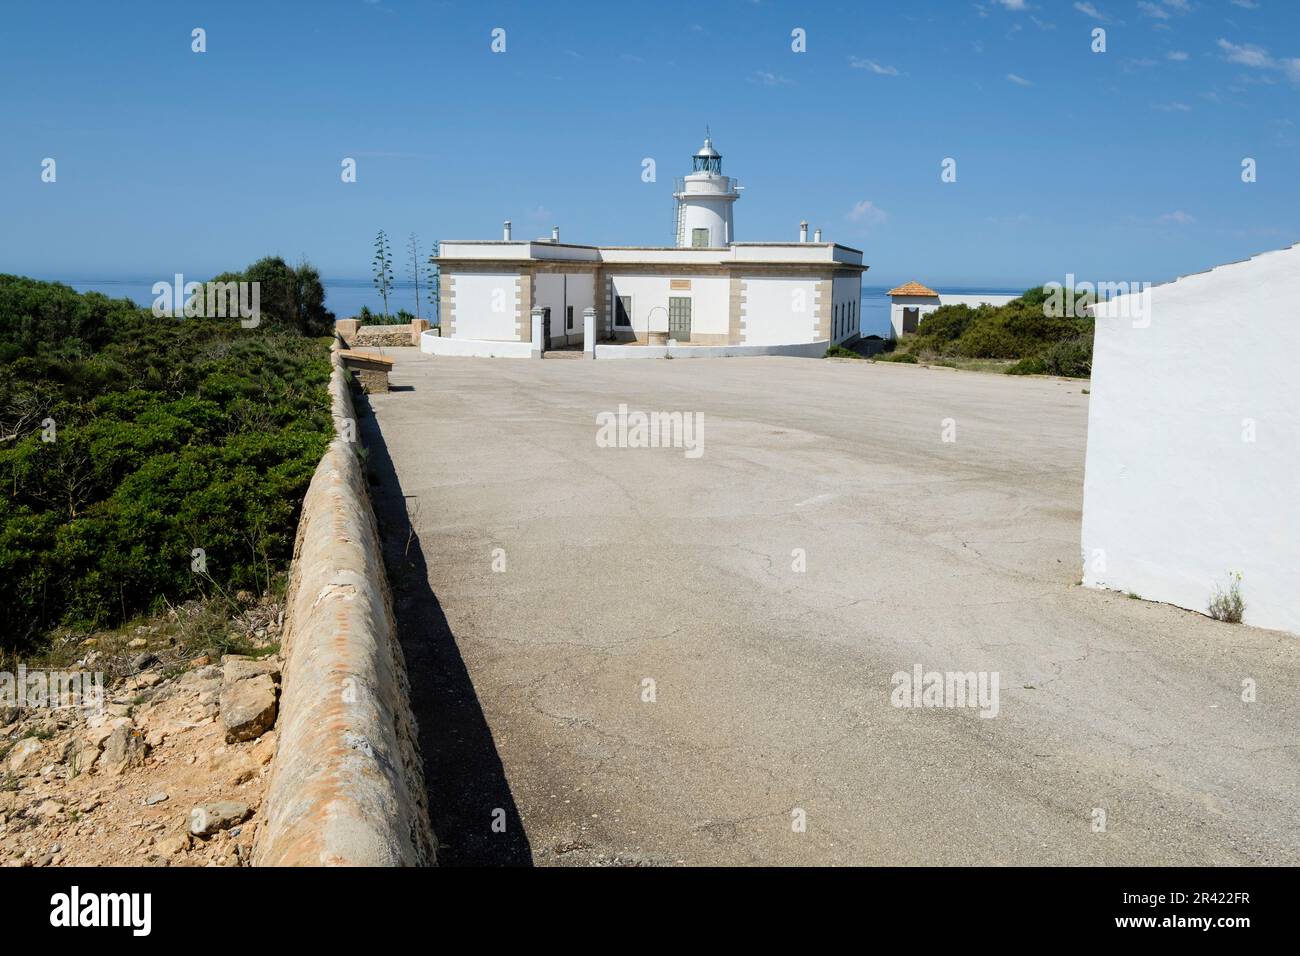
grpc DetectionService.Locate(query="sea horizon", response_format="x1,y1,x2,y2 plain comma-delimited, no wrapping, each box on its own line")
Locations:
24,273,1031,339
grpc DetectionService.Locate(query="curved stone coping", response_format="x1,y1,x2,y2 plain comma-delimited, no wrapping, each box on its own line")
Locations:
253,342,434,866
420,331,534,359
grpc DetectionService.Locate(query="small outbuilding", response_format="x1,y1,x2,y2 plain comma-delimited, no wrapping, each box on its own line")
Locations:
886,282,1018,339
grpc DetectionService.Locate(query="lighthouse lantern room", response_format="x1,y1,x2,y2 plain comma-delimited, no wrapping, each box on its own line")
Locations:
673,134,741,249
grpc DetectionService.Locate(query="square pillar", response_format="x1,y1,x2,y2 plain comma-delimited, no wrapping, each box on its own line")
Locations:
335,318,360,346
583,307,596,359
530,307,544,359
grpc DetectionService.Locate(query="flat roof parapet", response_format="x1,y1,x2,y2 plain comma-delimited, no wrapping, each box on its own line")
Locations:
436,239,864,268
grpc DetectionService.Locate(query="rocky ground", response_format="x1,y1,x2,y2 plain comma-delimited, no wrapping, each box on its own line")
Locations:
0,596,285,867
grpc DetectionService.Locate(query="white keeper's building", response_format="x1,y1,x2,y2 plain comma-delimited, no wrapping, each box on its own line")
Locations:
426,137,867,359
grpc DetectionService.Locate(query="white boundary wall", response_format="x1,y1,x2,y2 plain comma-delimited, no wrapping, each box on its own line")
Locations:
595,340,828,360
1081,243,1300,635
421,332,533,358
425,330,829,360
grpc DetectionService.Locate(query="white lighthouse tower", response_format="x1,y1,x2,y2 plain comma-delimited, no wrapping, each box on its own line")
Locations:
673,134,740,248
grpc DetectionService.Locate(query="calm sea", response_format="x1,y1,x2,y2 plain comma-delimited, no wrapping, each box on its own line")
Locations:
35,276,1023,340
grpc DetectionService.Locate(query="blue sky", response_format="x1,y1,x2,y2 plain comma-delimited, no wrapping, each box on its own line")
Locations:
2,0,1297,288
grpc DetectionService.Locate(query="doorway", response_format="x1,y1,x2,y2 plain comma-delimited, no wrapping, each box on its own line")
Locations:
668,296,692,343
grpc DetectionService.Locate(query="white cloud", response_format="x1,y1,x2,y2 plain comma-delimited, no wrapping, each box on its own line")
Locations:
1137,1,1170,18
996,0,1029,9
1230,0,1260,8
849,56,900,75
1007,72,1034,86
1073,2,1109,21
751,70,792,86
847,200,889,225
1217,39,1300,83
1218,38,1272,68
1158,210,1195,225
1154,101,1193,111
1167,50,1189,61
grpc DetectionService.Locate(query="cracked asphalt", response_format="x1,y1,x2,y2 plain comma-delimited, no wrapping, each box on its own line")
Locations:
364,350,1299,866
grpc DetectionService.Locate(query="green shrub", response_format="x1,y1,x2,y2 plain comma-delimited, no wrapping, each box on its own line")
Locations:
0,277,332,652
824,344,862,359
901,287,1095,372
1208,572,1245,624
878,351,918,364
1006,356,1048,376
1038,335,1092,378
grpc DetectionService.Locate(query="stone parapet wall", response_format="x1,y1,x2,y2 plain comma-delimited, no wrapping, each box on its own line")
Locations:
253,342,434,866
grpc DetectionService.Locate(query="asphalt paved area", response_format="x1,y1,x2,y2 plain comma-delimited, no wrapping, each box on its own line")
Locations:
362,350,1299,866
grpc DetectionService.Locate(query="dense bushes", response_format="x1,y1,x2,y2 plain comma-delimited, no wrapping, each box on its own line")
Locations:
207,256,335,337
0,275,333,651
1006,335,1093,378
897,287,1094,377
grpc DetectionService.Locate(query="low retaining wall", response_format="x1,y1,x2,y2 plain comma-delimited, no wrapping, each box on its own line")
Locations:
421,330,830,361
337,319,428,348
253,341,434,866
420,330,534,358
595,340,829,360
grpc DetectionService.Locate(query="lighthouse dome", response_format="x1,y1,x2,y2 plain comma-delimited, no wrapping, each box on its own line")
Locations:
691,136,723,174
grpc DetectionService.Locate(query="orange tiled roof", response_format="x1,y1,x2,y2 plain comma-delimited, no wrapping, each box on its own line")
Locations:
887,280,939,297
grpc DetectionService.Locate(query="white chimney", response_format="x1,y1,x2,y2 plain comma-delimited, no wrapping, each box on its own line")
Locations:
799,221,809,243
813,228,822,243
552,225,560,242
503,220,512,240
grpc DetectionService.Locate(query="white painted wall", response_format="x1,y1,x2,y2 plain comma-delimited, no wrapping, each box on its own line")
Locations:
607,275,672,337
450,272,519,341
421,330,533,358
1082,243,1300,635
596,341,828,359
888,295,940,339
606,274,728,341
534,272,595,346
939,293,1018,310
687,276,730,337
676,172,736,248
438,241,600,262
832,274,863,343
741,277,820,345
